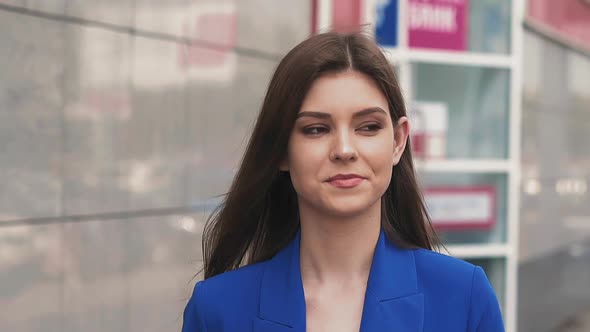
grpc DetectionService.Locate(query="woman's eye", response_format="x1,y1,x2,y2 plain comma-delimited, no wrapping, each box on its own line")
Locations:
357,123,382,132
302,126,329,136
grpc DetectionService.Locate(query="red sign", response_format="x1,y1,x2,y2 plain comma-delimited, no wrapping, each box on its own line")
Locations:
527,0,590,51
179,5,236,68
424,185,497,230
332,0,362,32
311,0,362,34
408,0,469,51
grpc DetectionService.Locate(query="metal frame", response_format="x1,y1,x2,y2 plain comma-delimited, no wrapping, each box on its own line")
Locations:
447,243,511,258
415,159,512,173
314,0,524,331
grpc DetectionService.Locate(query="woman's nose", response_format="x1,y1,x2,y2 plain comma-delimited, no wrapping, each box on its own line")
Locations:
329,131,358,162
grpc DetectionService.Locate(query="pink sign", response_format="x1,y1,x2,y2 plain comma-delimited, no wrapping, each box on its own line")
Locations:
332,0,362,32
311,0,362,35
408,0,469,51
528,0,590,51
424,185,497,231
179,7,236,68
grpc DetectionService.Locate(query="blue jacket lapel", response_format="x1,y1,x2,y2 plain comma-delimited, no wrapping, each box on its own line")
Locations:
360,230,424,331
255,231,306,332
255,229,424,332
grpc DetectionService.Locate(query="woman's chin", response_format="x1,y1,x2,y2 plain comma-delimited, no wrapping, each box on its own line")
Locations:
298,193,381,219
321,199,379,218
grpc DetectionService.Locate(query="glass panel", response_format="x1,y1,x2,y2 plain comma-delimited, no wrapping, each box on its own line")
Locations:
0,0,24,6
129,35,191,210
67,0,134,27
0,224,62,332
26,0,66,13
520,31,590,261
411,63,510,160
420,172,508,244
133,0,311,56
134,0,192,38
518,240,590,332
236,0,311,55
186,51,275,205
62,26,191,215
0,9,63,221
127,214,206,332
519,30,590,332
62,25,136,215
468,0,512,54
0,213,205,332
61,215,204,332
0,216,206,332
465,258,506,314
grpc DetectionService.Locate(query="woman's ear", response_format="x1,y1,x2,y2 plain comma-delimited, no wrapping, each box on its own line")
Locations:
392,116,410,165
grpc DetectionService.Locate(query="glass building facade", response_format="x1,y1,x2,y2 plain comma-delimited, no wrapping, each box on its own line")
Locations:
0,1,310,331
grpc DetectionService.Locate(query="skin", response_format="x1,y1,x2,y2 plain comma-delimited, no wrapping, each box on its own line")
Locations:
280,70,410,332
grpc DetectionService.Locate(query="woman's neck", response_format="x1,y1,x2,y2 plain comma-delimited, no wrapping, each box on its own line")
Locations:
298,201,381,286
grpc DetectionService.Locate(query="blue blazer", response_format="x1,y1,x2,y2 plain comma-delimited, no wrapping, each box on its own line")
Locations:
182,229,504,331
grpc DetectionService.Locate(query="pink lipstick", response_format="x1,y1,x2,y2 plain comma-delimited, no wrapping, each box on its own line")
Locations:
327,174,365,188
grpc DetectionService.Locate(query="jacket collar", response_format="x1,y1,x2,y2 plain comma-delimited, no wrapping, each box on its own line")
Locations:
255,228,424,331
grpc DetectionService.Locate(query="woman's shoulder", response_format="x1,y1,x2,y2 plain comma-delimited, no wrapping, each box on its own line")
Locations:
196,259,268,299
412,247,500,309
412,247,484,291
412,248,504,330
183,262,269,332
414,247,476,273
184,261,267,322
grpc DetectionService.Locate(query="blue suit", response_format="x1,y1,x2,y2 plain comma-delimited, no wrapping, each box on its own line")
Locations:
182,229,504,331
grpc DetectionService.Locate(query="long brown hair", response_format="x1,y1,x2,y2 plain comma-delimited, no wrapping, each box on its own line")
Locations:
202,31,439,279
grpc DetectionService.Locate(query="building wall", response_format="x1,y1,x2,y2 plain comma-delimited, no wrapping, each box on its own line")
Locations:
0,1,311,331
518,28,590,332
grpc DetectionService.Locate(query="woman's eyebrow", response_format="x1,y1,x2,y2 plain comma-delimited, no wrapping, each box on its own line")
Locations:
353,107,387,118
296,111,331,119
296,107,387,119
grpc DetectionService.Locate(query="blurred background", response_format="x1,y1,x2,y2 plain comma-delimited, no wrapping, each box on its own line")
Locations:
0,0,588,331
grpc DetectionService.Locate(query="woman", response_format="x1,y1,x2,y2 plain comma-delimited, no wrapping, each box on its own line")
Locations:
182,31,504,332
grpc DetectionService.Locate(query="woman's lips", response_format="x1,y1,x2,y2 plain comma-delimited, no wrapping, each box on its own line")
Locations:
327,175,365,188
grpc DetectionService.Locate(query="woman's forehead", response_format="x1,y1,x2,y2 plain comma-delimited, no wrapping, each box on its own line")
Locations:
299,70,389,116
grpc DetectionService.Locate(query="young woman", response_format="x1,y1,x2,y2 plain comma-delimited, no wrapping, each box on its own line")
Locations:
182,31,504,332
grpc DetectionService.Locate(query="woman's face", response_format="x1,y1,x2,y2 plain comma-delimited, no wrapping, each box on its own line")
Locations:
281,70,409,218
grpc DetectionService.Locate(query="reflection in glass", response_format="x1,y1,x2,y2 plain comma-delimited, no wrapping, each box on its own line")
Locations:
411,63,510,160
468,0,511,54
